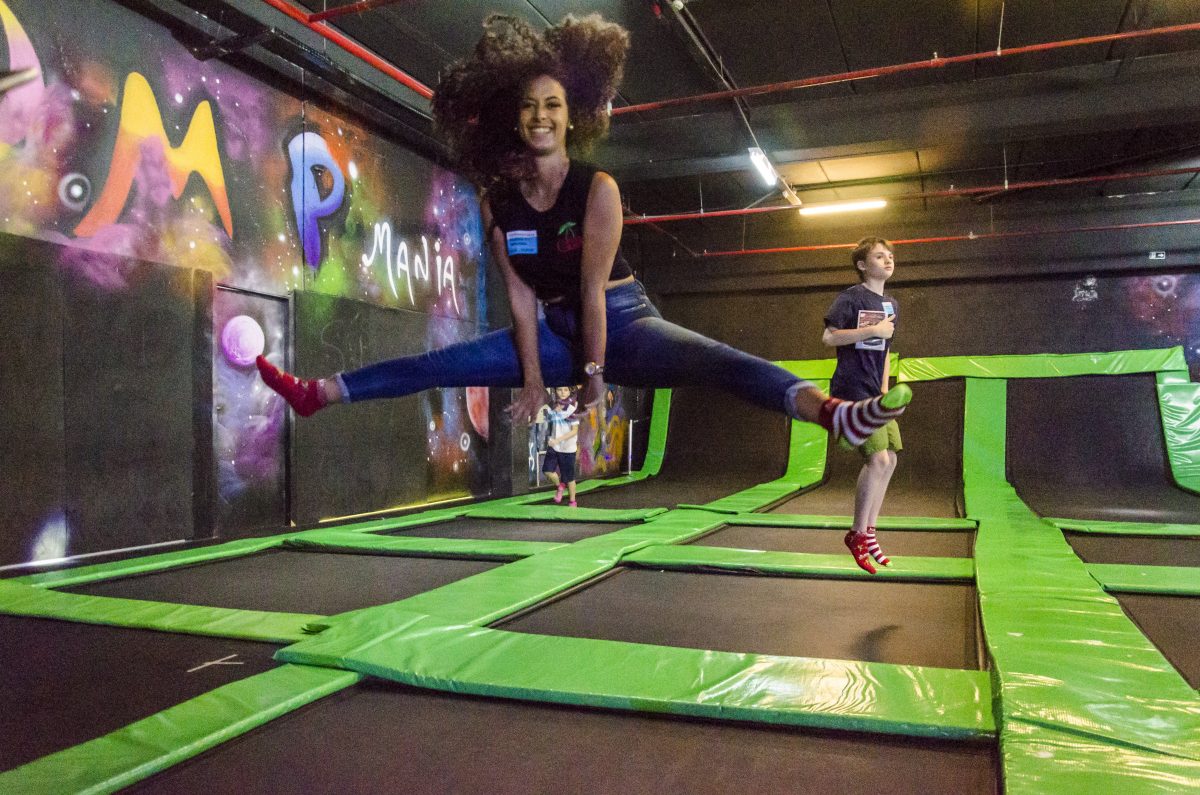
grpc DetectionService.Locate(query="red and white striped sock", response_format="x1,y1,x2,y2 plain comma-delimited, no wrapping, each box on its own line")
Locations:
817,385,911,447
256,355,328,417
865,526,891,566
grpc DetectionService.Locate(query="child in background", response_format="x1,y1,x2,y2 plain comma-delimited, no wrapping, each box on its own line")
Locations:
823,237,904,574
543,386,580,507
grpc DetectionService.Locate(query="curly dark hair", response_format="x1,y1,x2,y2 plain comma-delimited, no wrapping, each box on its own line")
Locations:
432,14,629,189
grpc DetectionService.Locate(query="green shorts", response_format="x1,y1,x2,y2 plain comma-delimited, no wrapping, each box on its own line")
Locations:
839,419,902,457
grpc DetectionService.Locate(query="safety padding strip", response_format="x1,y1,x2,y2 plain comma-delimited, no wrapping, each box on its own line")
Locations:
622,544,974,582
1155,374,1200,495
1085,563,1200,597
379,510,729,626
0,579,323,643
713,513,977,531
0,665,359,794
695,375,832,514
963,377,1200,792
14,536,299,590
897,347,1188,382
283,531,566,561
275,608,995,741
1047,518,1200,537
463,505,668,522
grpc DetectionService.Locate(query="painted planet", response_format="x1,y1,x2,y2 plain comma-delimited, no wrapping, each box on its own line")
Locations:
221,315,265,367
465,386,489,441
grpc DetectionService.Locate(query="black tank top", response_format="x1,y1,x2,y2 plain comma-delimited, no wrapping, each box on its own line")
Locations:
490,160,633,302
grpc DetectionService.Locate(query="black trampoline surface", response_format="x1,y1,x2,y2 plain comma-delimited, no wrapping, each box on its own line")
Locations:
0,615,278,772
65,550,498,616
690,524,974,558
770,380,965,518
499,568,981,670
389,517,625,543
1065,532,1200,567
580,388,792,510
1008,375,1200,524
1115,592,1200,689
129,679,999,795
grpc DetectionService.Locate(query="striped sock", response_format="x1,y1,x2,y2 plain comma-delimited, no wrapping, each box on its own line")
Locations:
256,355,328,417
818,384,911,447
865,526,891,566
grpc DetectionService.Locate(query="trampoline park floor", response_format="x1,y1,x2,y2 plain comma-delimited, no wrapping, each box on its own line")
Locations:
4,351,1200,792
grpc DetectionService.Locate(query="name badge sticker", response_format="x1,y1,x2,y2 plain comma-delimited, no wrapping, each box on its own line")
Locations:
882,301,895,317
506,229,538,256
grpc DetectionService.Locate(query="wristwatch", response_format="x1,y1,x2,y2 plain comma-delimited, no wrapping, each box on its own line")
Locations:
584,361,605,377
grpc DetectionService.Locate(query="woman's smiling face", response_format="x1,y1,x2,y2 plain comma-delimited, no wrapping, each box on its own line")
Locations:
518,75,569,155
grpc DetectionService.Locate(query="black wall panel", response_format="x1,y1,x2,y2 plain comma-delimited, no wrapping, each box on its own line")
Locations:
0,258,65,565
62,261,199,554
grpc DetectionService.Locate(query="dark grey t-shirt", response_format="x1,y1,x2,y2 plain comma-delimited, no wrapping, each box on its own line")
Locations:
824,283,898,400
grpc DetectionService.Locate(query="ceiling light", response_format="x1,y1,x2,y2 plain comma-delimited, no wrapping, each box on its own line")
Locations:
747,147,777,187
798,199,887,216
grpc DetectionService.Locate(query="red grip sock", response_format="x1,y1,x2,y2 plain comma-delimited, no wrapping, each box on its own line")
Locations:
256,355,328,417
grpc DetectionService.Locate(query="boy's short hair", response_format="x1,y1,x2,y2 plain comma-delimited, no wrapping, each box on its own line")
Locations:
851,236,893,280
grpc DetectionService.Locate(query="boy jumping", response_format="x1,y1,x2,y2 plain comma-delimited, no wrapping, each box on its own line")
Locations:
823,237,903,574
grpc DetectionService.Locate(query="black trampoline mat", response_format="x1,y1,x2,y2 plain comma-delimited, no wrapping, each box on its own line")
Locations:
1115,592,1200,689
1065,532,1200,567
130,679,999,795
1008,375,1200,523
0,615,279,772
771,380,965,519
499,568,980,670
691,525,974,558
389,517,624,543
66,550,498,616
581,387,792,510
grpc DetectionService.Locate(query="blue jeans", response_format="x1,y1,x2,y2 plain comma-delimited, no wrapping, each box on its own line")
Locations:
339,280,812,416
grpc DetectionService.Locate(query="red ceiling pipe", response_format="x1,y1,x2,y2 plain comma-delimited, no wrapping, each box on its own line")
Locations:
614,21,1200,116
623,166,1200,225
259,0,433,99
696,218,1200,258
308,0,409,23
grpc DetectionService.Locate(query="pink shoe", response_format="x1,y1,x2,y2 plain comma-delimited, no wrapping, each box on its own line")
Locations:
569,500,577,508
553,484,564,504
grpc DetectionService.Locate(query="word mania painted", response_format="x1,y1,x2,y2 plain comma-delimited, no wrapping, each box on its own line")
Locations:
362,220,460,315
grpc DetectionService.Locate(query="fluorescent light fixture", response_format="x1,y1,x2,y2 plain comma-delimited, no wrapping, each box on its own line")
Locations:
798,199,887,216
747,147,777,186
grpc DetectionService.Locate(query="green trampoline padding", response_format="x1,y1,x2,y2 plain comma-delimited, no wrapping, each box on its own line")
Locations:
898,347,1188,382
0,665,359,795
13,536,295,590
1047,518,1200,537
725,513,976,531
464,505,668,522
1156,376,1200,495
1086,563,1200,596
622,544,974,582
0,579,322,643
963,376,1200,792
283,531,567,560
275,608,994,741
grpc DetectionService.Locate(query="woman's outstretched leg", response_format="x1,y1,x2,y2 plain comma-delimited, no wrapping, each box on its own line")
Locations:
258,323,574,416
607,313,909,446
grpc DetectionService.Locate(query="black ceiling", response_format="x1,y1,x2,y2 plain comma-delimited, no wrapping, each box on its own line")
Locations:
275,0,1200,252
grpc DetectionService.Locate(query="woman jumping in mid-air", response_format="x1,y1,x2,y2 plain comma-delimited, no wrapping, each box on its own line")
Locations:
258,14,910,463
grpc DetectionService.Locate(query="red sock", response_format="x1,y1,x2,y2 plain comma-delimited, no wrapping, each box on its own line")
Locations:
822,395,906,447
256,355,328,417
844,530,877,575
865,526,891,566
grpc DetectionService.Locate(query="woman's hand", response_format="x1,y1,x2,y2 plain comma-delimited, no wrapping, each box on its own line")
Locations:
505,382,548,425
579,374,605,411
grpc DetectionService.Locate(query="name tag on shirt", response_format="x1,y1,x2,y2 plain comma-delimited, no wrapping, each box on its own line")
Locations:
506,229,538,256
882,301,895,317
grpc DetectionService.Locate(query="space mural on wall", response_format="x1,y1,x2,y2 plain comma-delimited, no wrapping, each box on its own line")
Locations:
0,0,489,554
